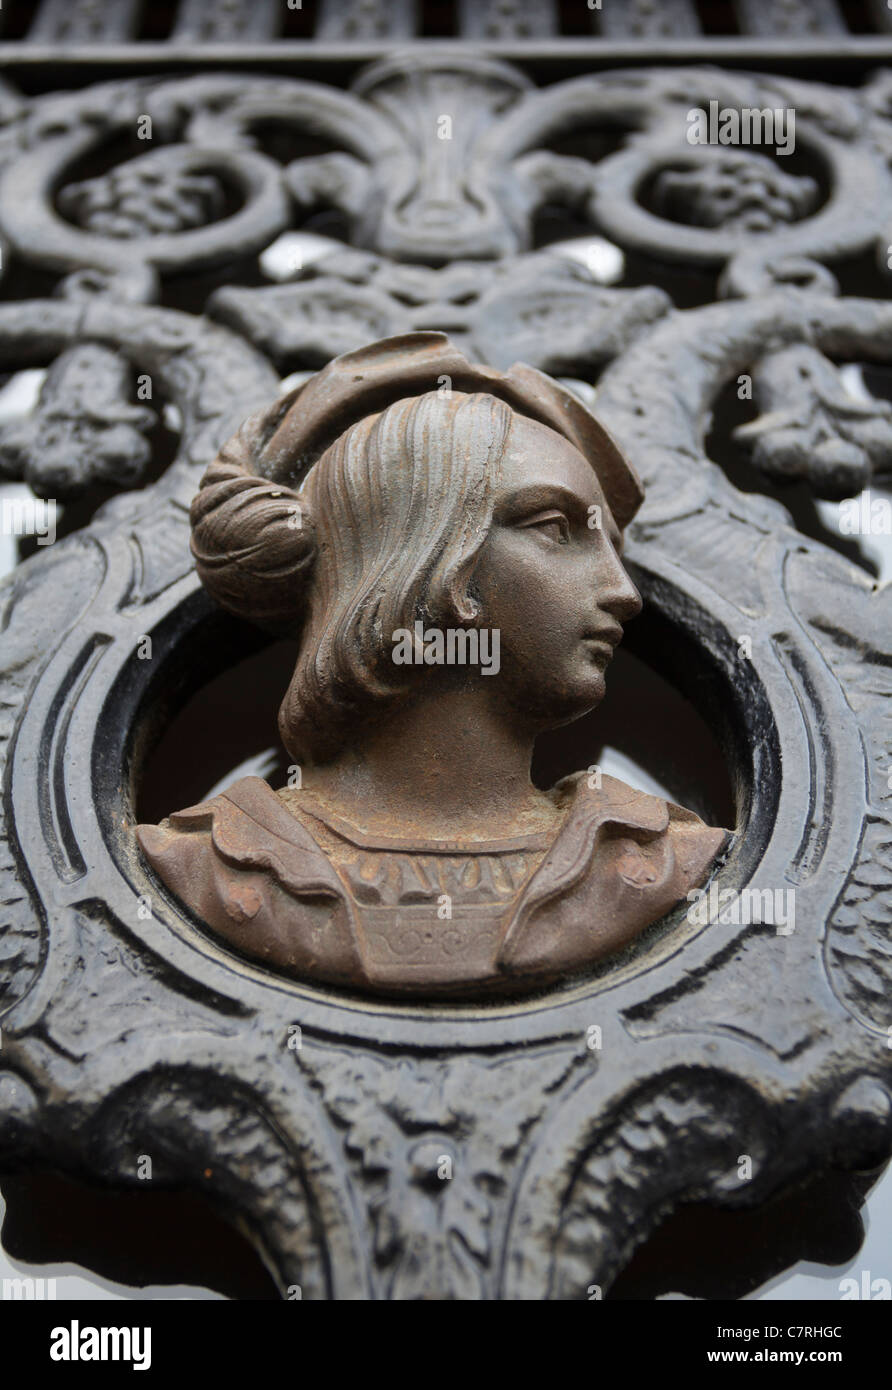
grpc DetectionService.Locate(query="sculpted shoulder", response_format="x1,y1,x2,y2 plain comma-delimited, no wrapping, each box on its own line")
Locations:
136,779,364,986
498,772,732,979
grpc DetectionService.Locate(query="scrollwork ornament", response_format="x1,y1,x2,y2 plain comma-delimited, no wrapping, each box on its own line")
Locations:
0,56,891,1302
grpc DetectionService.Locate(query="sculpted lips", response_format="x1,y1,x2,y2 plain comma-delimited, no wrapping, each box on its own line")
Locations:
581,621,623,662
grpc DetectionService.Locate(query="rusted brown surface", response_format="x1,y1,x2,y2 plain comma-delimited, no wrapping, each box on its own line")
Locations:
138,333,729,996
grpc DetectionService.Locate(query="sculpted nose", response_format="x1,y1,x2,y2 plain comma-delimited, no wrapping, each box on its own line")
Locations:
599,549,642,624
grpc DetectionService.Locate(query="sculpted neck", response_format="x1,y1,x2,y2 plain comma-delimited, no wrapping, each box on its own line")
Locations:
298,687,561,840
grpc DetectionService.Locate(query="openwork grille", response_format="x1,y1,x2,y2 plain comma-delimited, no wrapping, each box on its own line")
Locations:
0,0,890,1306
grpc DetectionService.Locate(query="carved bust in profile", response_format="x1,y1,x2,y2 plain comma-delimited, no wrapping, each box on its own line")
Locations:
137,333,729,997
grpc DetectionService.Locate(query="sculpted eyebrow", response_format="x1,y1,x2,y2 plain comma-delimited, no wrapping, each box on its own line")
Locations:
499,484,588,521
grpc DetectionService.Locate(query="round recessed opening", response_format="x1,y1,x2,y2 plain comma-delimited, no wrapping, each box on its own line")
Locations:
94,560,777,1006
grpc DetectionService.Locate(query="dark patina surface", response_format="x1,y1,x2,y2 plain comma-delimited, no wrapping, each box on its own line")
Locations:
0,34,890,1298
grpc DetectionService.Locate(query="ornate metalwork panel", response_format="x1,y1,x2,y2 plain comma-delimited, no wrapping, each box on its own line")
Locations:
0,5,891,1304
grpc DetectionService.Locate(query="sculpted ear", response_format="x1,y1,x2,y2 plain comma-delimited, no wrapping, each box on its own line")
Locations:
443,562,484,625
190,458,316,635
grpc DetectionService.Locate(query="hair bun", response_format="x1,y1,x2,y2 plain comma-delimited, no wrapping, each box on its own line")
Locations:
190,449,316,634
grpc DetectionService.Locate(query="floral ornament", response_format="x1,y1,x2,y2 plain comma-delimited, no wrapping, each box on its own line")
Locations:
209,247,670,375
651,150,819,234
0,343,155,497
733,344,892,498
299,1045,579,1299
57,147,226,239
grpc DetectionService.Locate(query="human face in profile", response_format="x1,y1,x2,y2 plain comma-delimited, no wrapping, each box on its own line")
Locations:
470,414,643,729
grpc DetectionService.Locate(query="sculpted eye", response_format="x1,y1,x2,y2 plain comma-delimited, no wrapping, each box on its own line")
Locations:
521,511,570,545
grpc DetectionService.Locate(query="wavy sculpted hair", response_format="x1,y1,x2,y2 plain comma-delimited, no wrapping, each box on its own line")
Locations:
191,390,514,765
